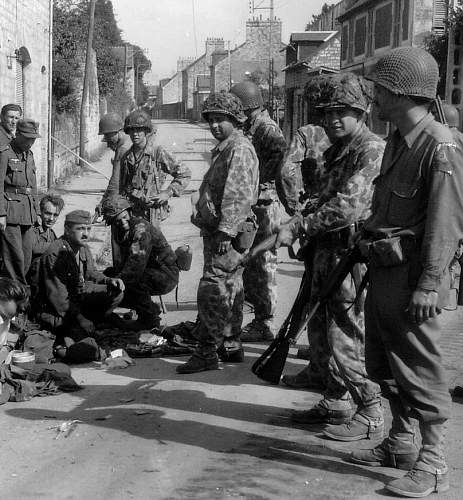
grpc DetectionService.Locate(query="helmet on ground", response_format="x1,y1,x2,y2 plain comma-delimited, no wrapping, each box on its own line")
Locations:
98,113,123,135
202,91,247,123
315,72,373,113
123,109,153,133
442,104,460,128
102,195,132,223
230,81,264,110
367,47,439,100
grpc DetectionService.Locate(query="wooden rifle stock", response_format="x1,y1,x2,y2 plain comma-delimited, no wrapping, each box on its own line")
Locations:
434,96,447,126
251,246,363,384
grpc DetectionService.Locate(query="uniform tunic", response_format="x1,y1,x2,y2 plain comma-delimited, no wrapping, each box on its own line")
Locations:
301,123,384,405
242,109,287,325
195,129,259,354
0,143,39,284
362,114,463,436
27,223,57,299
119,141,191,224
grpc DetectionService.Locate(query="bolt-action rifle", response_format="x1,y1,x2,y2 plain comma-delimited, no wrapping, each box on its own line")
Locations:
251,245,363,384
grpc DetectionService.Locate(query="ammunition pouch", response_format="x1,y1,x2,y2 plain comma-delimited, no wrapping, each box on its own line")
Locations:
232,215,258,252
366,235,416,268
191,188,219,230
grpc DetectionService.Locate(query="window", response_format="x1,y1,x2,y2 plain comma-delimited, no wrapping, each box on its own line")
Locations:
454,69,460,85
374,2,393,50
452,89,461,105
455,49,460,66
402,0,410,41
354,16,367,57
341,23,349,60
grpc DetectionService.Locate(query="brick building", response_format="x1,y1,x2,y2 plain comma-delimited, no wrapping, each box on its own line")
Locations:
283,31,340,139
0,0,51,187
209,17,286,95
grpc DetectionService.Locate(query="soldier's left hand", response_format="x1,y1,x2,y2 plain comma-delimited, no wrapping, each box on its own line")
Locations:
407,288,441,324
216,232,232,255
275,224,296,249
109,278,125,292
150,190,170,207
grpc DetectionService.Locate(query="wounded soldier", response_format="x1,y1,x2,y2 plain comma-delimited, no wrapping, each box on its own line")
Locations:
35,210,124,363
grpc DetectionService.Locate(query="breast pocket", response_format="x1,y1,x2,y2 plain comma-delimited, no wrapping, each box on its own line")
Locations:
7,159,26,186
387,181,426,226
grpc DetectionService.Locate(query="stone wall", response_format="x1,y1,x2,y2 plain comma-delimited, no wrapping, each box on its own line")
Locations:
0,0,50,188
162,72,183,104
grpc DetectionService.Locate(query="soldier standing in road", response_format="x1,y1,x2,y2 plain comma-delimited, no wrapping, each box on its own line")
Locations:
102,195,179,330
348,47,463,498
276,73,384,440
119,109,191,225
177,91,259,374
229,81,287,342
0,104,22,149
0,119,40,284
94,112,131,217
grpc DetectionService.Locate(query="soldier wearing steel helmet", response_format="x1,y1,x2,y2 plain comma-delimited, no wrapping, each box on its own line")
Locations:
344,47,463,498
119,109,191,224
94,112,131,218
230,81,287,342
177,91,259,374
276,72,384,438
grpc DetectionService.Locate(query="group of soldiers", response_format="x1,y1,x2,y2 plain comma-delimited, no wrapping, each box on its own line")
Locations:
0,44,461,498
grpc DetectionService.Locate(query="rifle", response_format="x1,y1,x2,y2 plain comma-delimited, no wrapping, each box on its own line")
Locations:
434,95,448,126
251,245,363,384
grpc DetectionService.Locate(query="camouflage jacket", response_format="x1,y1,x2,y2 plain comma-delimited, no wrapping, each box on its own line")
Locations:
119,140,191,221
245,109,286,202
113,216,177,284
364,113,463,291
198,129,259,237
303,123,384,237
277,124,331,215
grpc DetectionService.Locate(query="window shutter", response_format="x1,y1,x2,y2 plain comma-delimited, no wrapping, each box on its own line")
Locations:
433,0,448,32
15,58,24,110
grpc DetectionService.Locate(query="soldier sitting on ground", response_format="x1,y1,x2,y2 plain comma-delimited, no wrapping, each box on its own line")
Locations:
102,195,179,330
35,210,125,364
27,194,65,298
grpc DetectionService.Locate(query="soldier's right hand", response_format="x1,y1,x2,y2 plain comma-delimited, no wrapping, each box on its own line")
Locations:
0,216,6,232
275,223,297,249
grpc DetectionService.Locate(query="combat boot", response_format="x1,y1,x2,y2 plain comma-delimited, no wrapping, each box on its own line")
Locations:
323,401,384,441
240,319,274,342
217,338,244,363
386,419,449,497
176,353,219,374
281,365,325,390
291,395,355,425
349,438,418,470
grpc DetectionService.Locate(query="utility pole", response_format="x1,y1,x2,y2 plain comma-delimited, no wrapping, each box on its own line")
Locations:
79,0,96,168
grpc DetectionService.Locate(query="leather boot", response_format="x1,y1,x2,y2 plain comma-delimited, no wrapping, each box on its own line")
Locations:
350,438,418,470
291,393,355,425
176,352,219,374
323,410,384,441
240,319,274,342
217,338,244,363
386,420,449,497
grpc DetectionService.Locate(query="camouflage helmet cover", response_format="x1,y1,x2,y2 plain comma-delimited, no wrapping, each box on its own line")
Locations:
202,91,247,123
312,72,373,113
101,195,132,223
367,47,439,100
230,81,264,110
124,109,153,133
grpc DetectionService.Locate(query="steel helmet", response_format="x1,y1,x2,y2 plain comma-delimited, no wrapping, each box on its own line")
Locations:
315,72,373,113
101,195,132,223
98,112,123,135
230,81,264,110
123,109,153,133
367,47,439,100
442,104,460,128
202,91,247,123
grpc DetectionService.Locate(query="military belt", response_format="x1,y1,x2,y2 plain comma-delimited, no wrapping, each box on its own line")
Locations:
4,186,32,195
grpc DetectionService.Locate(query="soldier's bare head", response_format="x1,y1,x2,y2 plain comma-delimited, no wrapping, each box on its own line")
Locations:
40,194,64,230
1,103,22,134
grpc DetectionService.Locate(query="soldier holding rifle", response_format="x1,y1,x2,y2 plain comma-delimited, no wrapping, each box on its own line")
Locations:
346,47,463,498
276,73,384,440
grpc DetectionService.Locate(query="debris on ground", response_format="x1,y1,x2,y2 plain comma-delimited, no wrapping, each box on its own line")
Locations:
52,420,82,439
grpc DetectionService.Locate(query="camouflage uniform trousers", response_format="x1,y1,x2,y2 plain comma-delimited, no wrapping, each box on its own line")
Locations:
196,232,245,356
243,200,281,322
306,245,381,407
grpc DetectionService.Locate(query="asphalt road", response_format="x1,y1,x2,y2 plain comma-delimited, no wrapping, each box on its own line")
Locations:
1,120,462,500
